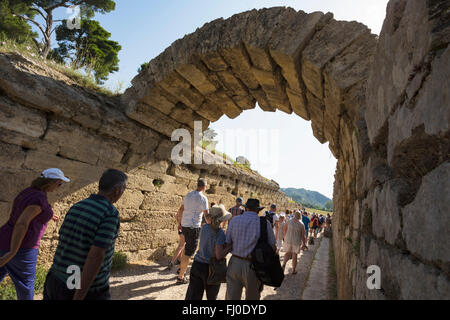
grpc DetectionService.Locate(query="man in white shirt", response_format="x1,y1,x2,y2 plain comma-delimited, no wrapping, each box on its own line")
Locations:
175,179,209,284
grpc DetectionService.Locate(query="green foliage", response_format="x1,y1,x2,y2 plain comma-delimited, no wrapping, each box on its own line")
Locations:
53,19,121,84
0,0,37,44
0,265,48,300
137,62,149,73
7,0,116,58
324,200,333,211
281,187,332,211
111,251,127,271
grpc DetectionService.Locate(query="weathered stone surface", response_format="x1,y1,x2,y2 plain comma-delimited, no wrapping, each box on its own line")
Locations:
269,11,326,93
402,163,450,264
1,3,448,300
369,181,402,245
365,0,440,143
44,118,128,166
387,46,450,165
126,101,189,137
0,201,11,228
0,141,27,169
23,150,105,182
0,95,47,138
302,19,370,99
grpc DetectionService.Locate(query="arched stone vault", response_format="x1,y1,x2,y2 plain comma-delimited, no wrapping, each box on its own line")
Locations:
0,1,448,300
122,7,377,161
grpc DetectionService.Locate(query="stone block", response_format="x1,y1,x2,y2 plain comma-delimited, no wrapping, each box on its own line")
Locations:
0,95,47,138
0,201,11,228
302,19,369,99
44,118,128,166
370,181,402,245
0,142,27,169
365,0,436,143
402,163,450,264
126,101,189,138
23,150,105,183
387,47,450,165
0,169,36,202
116,189,145,210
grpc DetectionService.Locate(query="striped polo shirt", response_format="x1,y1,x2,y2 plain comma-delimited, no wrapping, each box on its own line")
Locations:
50,194,120,292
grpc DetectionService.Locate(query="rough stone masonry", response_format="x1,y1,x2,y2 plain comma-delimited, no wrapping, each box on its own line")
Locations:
0,0,448,299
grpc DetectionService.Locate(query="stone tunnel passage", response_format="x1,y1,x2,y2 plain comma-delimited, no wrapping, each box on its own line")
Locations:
0,1,448,300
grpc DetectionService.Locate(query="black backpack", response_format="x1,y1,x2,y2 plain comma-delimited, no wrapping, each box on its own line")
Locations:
250,217,285,287
264,211,275,228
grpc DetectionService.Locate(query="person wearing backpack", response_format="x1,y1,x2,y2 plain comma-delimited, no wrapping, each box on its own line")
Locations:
312,214,320,238
185,205,232,300
225,199,276,300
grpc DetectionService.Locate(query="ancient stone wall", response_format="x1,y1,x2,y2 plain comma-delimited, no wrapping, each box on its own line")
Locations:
343,0,450,299
0,52,296,264
0,0,448,299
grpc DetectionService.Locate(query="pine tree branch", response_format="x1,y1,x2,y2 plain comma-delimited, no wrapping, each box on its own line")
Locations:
12,14,46,38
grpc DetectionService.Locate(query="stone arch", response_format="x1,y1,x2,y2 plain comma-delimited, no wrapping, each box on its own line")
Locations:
121,7,379,299
122,7,377,161
0,1,447,300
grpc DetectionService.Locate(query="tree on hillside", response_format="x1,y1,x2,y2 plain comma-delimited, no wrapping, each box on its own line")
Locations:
137,62,149,73
51,18,121,83
324,200,333,211
202,128,218,150
0,0,37,43
9,0,115,58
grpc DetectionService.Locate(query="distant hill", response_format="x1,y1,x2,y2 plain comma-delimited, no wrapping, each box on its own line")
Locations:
281,187,332,210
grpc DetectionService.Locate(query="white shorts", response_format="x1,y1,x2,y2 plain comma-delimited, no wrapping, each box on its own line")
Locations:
276,239,283,249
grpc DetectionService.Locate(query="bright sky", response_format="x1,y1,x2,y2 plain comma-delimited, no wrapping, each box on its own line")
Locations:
42,0,389,198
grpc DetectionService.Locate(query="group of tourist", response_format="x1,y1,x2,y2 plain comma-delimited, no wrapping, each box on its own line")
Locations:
170,179,332,300
0,168,128,300
0,167,332,301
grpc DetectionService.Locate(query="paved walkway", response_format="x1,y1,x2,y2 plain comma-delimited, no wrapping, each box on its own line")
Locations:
109,232,328,300
301,236,329,299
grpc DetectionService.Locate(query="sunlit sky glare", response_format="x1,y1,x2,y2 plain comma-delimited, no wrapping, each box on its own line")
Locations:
36,0,389,198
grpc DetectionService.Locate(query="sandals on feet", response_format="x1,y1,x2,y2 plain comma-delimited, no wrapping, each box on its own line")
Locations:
176,277,188,285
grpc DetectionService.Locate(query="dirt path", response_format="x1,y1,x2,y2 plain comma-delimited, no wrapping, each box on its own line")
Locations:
109,232,326,300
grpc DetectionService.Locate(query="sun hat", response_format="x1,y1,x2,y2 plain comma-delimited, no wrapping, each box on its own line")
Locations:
244,199,265,212
41,168,70,182
209,204,232,222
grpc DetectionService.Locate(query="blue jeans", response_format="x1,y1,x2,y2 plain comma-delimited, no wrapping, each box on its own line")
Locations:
0,248,38,300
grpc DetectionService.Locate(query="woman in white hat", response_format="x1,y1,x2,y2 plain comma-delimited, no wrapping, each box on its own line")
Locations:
0,168,70,300
185,204,232,300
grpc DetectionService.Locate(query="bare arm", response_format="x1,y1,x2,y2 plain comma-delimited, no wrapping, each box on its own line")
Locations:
301,224,308,249
175,205,184,226
215,243,232,260
0,205,41,267
283,222,288,239
73,246,106,300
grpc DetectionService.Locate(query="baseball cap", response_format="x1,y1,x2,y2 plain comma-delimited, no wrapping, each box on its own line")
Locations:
270,203,276,208
236,197,243,203
41,168,70,182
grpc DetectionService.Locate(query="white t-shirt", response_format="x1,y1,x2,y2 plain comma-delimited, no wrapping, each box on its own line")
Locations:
181,190,209,228
273,213,279,235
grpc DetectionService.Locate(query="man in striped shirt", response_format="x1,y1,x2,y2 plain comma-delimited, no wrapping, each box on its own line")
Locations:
228,197,244,220
43,169,127,300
